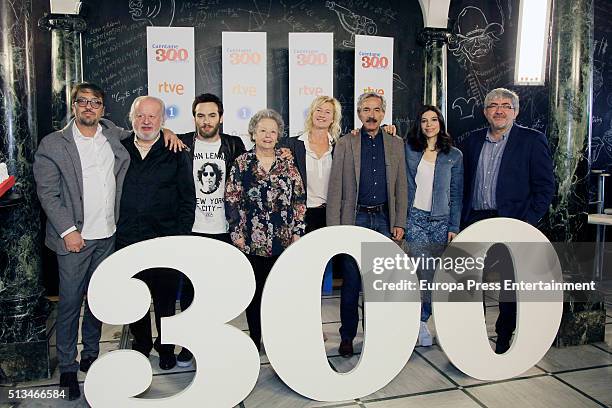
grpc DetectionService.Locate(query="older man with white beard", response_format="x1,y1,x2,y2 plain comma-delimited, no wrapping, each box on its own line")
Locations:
116,96,195,370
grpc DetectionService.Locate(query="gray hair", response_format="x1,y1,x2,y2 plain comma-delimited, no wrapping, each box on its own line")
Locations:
484,88,519,113
248,109,285,141
128,96,167,124
356,92,386,113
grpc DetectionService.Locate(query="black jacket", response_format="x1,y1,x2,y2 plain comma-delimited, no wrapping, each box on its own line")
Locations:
116,131,195,247
179,132,246,176
459,124,555,226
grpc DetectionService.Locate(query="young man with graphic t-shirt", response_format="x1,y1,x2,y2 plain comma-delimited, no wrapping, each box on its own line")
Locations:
176,93,246,366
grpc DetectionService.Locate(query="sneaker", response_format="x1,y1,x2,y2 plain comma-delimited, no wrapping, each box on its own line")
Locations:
418,321,433,347
176,348,193,367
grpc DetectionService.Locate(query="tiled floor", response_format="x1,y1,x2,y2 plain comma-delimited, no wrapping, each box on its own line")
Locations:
3,290,612,408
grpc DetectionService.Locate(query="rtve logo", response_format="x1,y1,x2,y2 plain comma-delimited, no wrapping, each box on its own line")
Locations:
157,81,185,95
362,86,386,95
299,85,324,96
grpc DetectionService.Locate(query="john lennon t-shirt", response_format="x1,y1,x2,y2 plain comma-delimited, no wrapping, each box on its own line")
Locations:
192,138,227,234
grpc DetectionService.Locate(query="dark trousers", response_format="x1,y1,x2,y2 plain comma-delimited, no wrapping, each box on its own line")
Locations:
56,235,115,373
465,210,517,340
129,268,180,356
245,254,278,351
180,232,231,312
305,206,327,233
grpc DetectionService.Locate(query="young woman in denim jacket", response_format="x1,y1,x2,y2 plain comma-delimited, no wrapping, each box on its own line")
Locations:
404,105,463,346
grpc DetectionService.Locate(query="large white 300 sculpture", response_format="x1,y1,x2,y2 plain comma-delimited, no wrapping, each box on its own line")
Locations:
85,219,563,407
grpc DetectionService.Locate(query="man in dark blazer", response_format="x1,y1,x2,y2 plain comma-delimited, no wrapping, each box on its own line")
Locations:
460,87,555,354
116,96,195,370
34,83,130,400
327,92,408,357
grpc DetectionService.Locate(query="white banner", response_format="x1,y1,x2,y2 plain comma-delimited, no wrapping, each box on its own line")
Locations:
222,32,267,150
146,27,195,134
354,35,394,128
288,33,334,137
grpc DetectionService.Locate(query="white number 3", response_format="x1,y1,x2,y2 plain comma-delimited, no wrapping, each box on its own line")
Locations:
85,236,260,407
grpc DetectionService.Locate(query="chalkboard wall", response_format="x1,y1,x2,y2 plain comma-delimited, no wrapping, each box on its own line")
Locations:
34,0,612,294
592,0,612,172
446,0,550,144
81,0,424,135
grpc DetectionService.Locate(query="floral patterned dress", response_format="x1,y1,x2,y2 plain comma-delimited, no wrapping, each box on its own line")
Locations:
225,149,307,257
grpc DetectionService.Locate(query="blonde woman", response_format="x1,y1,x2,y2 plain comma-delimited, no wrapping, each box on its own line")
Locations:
281,95,342,232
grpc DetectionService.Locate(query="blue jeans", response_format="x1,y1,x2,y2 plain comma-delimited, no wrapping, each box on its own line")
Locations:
339,210,391,340
405,207,448,322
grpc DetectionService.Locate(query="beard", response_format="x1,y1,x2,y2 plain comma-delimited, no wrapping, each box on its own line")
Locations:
198,122,221,139
76,112,99,127
135,129,160,141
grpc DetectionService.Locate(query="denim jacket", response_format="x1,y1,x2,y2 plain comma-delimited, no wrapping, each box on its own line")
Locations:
405,143,464,232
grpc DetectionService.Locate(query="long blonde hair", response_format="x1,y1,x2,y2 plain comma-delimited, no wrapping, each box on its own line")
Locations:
303,96,342,142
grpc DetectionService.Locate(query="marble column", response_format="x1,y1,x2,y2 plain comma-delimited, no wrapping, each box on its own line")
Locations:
546,0,593,243
546,0,604,347
418,28,450,118
39,13,85,130
0,0,51,382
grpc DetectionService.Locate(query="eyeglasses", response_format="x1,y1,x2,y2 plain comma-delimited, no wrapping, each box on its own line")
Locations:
485,103,514,111
201,172,214,177
75,98,103,109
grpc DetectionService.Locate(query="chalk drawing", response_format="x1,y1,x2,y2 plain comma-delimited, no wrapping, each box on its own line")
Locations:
326,1,377,48
128,0,176,26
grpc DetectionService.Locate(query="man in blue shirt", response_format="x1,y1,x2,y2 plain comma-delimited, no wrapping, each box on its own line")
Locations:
460,88,555,353
327,92,408,357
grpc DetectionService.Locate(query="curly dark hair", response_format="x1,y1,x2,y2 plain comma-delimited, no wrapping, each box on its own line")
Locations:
408,105,453,154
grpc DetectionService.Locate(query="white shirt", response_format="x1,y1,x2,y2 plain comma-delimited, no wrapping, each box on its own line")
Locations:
413,157,435,212
61,124,116,240
192,138,228,234
299,133,333,208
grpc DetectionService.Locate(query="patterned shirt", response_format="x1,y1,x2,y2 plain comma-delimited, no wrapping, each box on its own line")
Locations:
472,126,512,210
225,149,307,257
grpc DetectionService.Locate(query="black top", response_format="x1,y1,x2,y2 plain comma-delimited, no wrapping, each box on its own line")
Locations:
116,131,195,247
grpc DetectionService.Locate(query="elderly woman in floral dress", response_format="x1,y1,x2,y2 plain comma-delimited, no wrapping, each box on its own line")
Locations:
225,108,306,351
